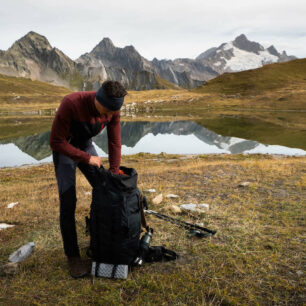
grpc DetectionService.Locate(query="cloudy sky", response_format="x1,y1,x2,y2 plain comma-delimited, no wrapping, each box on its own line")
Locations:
1,0,305,60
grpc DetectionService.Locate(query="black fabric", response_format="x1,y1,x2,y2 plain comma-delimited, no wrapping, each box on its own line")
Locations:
52,144,99,257
88,166,142,265
69,121,103,149
144,246,179,263
96,84,124,111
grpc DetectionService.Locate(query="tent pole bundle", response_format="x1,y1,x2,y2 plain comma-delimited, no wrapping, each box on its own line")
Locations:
144,209,217,238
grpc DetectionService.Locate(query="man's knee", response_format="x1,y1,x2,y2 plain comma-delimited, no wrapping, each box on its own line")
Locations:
52,152,77,195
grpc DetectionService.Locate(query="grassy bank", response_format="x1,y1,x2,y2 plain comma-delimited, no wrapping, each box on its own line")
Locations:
0,154,305,305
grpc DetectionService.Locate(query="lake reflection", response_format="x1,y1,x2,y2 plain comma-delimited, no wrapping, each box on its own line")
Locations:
0,120,305,168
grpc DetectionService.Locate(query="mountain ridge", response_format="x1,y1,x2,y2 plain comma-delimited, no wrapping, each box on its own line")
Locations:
0,31,298,91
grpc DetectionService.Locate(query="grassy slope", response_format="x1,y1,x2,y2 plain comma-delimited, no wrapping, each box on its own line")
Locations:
191,58,306,111
0,154,305,304
153,73,183,90
0,73,71,112
194,58,306,96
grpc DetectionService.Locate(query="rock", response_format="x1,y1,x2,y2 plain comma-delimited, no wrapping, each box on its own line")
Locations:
0,223,15,230
7,202,19,208
9,242,35,263
152,194,163,205
180,203,209,212
169,205,182,214
166,194,179,198
238,182,250,187
0,262,19,276
144,188,156,193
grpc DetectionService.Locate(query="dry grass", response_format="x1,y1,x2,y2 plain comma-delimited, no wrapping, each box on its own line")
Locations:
0,153,305,305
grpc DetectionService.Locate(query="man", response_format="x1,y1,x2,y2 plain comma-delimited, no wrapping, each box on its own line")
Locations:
49,80,127,278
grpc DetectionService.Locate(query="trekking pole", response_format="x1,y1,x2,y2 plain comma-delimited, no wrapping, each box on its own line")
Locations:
144,209,217,238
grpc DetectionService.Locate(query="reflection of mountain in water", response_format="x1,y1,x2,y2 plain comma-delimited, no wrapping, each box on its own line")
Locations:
0,131,51,160
1,121,304,165
93,121,259,154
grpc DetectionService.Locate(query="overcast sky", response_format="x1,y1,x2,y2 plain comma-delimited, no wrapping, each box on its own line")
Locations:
1,0,305,61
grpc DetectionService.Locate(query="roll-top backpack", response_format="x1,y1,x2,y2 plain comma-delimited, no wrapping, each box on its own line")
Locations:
86,165,178,280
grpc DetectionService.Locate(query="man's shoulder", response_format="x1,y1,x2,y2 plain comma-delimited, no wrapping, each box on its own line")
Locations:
63,91,96,102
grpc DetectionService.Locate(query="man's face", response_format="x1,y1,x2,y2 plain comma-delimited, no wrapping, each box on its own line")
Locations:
94,98,117,116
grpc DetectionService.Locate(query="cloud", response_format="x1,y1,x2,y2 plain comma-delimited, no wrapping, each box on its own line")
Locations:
0,0,305,60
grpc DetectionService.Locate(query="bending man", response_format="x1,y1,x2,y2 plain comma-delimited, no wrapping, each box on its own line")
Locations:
49,80,127,278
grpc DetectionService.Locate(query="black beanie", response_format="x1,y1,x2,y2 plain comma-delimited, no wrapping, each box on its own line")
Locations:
95,83,125,111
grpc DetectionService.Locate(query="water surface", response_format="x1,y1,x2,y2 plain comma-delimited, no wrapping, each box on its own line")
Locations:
1,120,305,168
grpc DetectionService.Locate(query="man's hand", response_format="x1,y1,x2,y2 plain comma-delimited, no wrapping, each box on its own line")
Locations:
88,156,103,168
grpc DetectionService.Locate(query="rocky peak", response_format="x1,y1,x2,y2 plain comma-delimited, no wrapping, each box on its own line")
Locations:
100,37,115,48
196,47,217,60
92,37,116,56
233,34,264,54
124,45,137,52
267,45,280,57
9,31,52,55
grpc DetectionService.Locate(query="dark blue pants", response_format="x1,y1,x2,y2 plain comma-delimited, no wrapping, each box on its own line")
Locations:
52,144,99,257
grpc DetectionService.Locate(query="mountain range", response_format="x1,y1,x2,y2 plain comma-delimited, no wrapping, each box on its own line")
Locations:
0,31,296,90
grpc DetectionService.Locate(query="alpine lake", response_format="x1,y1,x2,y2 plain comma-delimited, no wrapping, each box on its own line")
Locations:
1,107,305,168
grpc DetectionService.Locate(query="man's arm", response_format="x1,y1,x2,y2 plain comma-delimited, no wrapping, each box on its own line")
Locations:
107,111,121,174
49,96,92,163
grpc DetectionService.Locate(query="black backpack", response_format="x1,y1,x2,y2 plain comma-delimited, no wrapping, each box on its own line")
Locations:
86,165,179,278
87,166,143,266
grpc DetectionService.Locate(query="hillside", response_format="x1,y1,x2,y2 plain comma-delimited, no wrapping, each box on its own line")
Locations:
0,73,71,112
194,58,306,96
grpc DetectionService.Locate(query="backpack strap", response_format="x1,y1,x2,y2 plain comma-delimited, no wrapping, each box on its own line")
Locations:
111,265,118,278
144,246,179,263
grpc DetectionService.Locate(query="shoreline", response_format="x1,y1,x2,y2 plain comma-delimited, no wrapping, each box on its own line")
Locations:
1,152,305,171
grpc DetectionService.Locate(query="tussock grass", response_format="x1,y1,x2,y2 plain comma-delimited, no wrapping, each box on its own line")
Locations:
0,154,305,305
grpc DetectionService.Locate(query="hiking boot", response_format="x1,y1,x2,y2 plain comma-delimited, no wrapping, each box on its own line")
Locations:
67,256,89,278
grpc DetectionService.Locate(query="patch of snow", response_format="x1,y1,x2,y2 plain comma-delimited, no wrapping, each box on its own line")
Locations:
224,45,278,72
258,50,278,63
213,61,222,67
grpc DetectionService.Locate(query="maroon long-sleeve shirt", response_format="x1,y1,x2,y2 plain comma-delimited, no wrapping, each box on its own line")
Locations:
49,91,121,174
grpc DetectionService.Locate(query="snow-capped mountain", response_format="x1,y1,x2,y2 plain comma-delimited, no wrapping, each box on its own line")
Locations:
0,32,297,90
196,34,296,73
